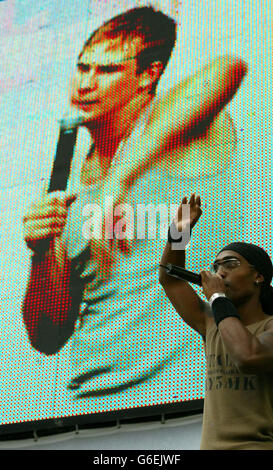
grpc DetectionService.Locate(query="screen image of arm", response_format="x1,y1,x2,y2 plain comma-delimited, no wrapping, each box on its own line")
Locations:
22,120,84,355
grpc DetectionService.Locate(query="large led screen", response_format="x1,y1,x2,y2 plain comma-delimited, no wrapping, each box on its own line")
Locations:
0,0,272,431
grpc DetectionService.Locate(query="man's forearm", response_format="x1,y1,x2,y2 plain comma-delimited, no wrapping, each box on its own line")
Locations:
119,56,247,188
218,316,272,373
22,245,75,350
159,225,207,337
159,240,185,285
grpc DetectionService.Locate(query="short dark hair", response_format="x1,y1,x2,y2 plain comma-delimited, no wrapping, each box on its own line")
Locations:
81,6,177,93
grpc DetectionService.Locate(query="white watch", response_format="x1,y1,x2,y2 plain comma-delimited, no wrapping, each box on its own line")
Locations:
208,292,226,308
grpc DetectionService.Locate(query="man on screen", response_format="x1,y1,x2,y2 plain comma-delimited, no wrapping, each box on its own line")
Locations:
159,194,273,449
22,7,246,403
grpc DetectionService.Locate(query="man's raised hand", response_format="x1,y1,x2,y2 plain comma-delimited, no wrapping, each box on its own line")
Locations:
174,194,202,232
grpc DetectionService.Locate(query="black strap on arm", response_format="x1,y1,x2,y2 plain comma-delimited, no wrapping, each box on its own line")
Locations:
211,296,241,327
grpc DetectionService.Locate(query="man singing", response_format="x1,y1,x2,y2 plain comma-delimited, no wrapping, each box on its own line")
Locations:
160,194,273,449
22,7,246,406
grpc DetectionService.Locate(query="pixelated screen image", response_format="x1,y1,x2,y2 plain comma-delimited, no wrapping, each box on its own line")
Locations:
0,0,272,431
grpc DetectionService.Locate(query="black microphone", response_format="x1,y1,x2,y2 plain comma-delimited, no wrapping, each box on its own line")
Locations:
47,116,83,192
160,263,202,286
34,116,84,255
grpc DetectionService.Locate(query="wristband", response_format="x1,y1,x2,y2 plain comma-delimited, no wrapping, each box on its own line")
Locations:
208,292,226,307
168,220,192,244
211,296,241,327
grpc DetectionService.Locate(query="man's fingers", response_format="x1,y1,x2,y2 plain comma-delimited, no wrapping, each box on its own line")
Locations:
190,193,201,207
46,191,77,205
23,206,67,222
189,193,195,206
65,194,77,206
24,216,67,230
200,270,209,282
25,227,62,242
24,192,77,221
180,194,202,208
200,270,222,283
23,191,77,254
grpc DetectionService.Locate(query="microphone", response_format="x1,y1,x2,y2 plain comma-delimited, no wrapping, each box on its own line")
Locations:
35,115,84,255
160,263,202,286
48,115,85,192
